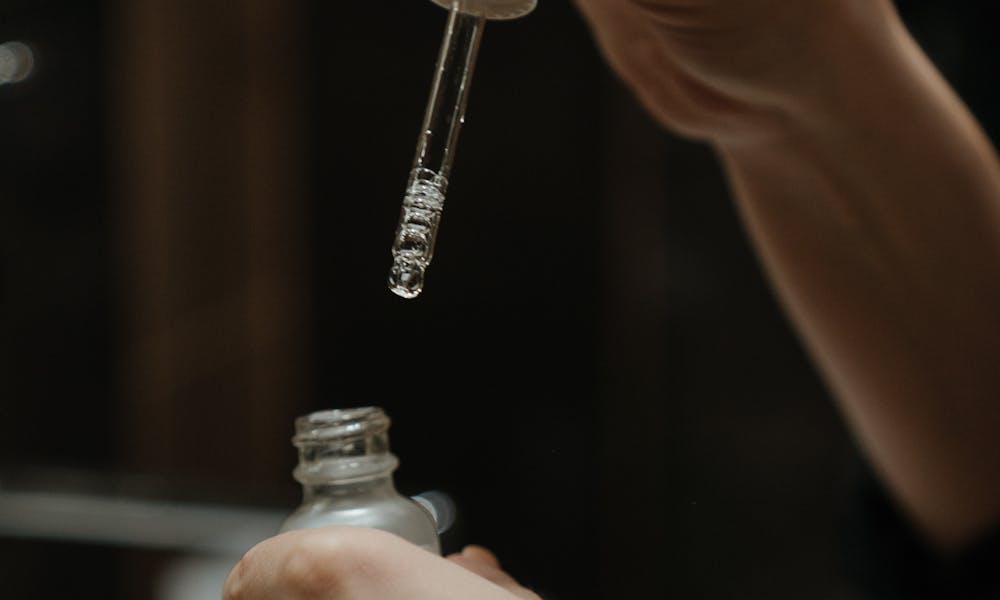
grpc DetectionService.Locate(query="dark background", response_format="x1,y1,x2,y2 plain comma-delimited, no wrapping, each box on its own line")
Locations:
1,1,997,598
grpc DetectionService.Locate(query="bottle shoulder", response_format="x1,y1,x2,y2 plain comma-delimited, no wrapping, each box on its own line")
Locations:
281,494,440,553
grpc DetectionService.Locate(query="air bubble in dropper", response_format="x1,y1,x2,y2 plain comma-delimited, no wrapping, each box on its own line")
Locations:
389,170,448,298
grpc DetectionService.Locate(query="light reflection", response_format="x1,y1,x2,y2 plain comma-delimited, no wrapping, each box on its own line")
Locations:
0,41,35,85
412,489,457,534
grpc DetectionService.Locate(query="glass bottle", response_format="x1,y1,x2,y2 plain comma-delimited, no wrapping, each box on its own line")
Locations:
280,407,441,553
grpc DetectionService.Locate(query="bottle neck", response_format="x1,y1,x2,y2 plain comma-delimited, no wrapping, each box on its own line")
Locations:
292,407,400,487
302,473,398,501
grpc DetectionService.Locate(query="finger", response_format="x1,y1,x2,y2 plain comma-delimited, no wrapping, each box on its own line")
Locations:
223,529,350,599
447,548,542,600
224,532,292,599
228,527,533,600
460,545,502,568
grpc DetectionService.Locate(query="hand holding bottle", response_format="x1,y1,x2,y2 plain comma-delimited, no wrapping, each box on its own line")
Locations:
223,526,540,600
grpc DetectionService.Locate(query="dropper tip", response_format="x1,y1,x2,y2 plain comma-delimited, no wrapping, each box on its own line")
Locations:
388,257,426,299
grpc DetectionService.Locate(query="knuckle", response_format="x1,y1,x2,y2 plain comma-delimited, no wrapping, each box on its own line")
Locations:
222,554,251,599
282,543,341,597
221,527,398,599
281,528,376,597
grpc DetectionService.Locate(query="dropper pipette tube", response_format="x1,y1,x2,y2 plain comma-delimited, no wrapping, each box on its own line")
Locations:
388,7,485,298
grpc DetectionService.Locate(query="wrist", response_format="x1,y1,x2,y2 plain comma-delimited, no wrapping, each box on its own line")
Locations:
711,1,908,151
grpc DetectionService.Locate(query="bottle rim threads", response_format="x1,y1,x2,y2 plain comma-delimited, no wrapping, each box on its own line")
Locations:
292,407,399,484
294,407,390,443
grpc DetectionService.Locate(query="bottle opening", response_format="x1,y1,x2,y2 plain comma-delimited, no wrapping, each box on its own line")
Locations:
294,407,390,444
292,407,398,484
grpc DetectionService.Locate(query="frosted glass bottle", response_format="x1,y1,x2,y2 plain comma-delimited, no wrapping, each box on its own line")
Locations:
280,407,440,553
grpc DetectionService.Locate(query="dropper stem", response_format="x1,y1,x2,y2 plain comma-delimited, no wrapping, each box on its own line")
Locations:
388,8,486,299
415,9,485,180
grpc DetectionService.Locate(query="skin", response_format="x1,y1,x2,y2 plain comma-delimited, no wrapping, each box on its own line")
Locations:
223,527,540,599
574,0,1000,551
226,0,1000,596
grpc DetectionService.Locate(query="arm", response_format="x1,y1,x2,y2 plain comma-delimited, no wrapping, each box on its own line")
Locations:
575,0,1000,551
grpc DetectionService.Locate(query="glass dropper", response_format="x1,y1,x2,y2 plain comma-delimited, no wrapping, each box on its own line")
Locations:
388,0,537,299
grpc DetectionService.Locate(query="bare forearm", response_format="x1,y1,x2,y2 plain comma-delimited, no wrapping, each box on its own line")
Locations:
717,7,1000,550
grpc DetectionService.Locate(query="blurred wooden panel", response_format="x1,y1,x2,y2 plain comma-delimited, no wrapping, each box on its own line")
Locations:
108,0,311,484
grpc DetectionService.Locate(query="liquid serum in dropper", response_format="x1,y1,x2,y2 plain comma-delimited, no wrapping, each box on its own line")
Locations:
388,0,537,299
